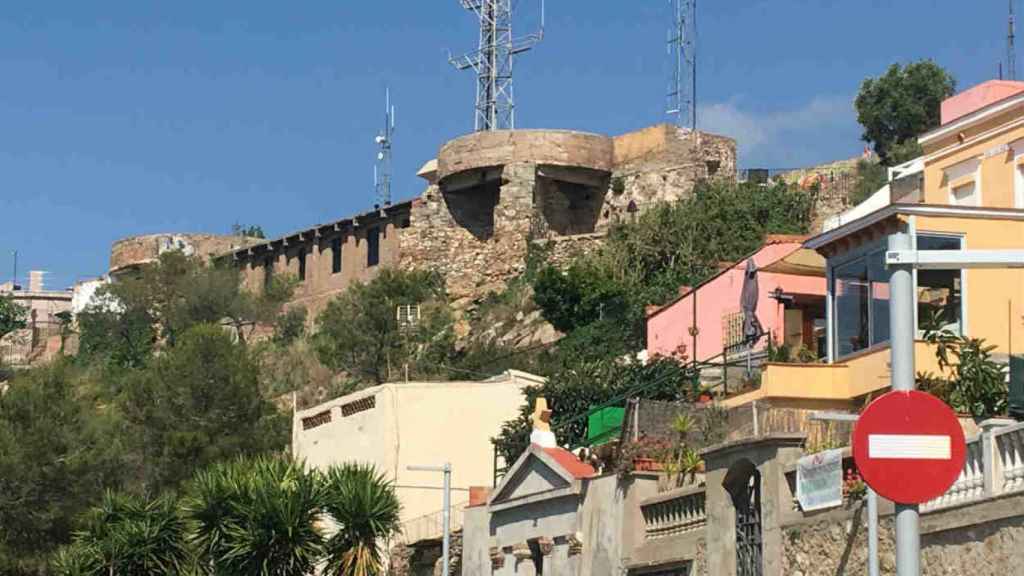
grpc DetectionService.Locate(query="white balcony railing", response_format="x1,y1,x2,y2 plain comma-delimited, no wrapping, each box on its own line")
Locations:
920,420,1024,513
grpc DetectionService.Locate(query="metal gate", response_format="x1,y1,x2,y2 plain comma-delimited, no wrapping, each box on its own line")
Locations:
734,468,763,576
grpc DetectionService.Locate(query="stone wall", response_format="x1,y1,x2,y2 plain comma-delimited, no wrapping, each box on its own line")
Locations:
110,233,256,276
437,130,613,180
781,492,1024,575
401,125,737,306
542,234,605,269
388,531,464,576
399,163,536,306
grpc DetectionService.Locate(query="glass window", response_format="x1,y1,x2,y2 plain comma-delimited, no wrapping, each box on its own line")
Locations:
835,258,869,357
950,182,977,206
917,235,963,335
831,234,965,359
868,250,890,346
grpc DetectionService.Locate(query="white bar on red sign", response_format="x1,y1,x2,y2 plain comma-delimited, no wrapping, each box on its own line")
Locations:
868,434,951,460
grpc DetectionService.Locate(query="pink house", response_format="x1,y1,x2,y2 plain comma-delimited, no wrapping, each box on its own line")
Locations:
645,235,827,364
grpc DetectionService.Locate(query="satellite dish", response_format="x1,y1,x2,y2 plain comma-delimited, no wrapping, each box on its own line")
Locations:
377,152,385,161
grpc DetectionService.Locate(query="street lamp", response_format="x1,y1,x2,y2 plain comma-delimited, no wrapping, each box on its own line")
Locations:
407,463,452,576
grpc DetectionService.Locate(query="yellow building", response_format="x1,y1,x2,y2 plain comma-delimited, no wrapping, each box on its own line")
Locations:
724,80,1024,410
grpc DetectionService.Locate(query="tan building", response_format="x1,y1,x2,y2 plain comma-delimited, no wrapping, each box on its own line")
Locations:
230,203,412,319
0,271,72,366
292,370,544,543
109,232,258,278
228,124,736,318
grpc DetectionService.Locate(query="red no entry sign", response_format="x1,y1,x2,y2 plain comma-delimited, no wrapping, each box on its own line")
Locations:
852,390,967,504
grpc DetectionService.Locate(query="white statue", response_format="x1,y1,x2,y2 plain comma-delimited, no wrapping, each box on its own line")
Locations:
529,397,557,448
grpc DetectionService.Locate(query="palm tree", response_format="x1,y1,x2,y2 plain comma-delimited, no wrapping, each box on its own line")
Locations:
183,455,323,576
51,490,192,576
320,463,402,576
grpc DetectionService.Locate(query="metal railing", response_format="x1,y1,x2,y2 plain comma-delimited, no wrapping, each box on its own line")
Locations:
394,500,469,545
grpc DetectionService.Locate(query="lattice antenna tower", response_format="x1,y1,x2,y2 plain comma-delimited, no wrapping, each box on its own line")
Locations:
667,0,697,130
1010,0,1017,81
374,88,395,207
449,0,545,131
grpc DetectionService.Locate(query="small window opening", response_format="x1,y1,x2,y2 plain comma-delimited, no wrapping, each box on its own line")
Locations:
297,249,306,281
264,256,274,290
301,410,332,430
367,227,380,267
331,237,342,274
341,395,376,417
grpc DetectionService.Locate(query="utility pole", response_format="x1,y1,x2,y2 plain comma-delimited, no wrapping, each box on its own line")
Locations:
408,463,452,575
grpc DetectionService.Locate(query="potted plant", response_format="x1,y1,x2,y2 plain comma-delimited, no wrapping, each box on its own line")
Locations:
680,448,704,484
843,468,867,504
616,436,669,478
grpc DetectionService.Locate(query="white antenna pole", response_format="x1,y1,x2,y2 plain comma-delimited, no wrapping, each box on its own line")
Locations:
540,0,546,38
374,88,394,207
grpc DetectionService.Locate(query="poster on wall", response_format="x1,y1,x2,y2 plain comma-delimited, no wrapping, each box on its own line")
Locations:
796,448,843,511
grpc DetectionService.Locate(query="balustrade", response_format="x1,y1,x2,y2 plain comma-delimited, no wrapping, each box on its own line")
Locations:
994,422,1024,495
641,488,707,540
922,435,984,512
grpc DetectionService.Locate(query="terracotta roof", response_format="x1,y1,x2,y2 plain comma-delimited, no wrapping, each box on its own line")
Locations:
542,447,596,479
940,79,1024,124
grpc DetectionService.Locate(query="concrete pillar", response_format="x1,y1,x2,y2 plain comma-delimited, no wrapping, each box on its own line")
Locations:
701,433,806,576
28,270,43,292
512,544,535,576
549,537,572,575
492,547,514,576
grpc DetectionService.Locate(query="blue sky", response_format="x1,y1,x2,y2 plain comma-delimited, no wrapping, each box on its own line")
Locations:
0,1,1016,288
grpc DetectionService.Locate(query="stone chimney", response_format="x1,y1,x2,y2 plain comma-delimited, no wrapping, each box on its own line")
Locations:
28,270,44,292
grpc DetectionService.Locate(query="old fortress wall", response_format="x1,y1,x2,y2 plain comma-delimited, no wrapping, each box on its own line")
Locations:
111,124,735,318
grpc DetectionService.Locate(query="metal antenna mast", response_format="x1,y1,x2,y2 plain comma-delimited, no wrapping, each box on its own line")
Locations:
1010,0,1017,81
667,0,696,130
374,88,395,207
449,0,544,131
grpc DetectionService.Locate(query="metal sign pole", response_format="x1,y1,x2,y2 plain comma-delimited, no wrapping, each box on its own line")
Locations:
888,230,920,576
867,487,879,576
408,463,453,576
442,463,451,576
810,411,879,576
